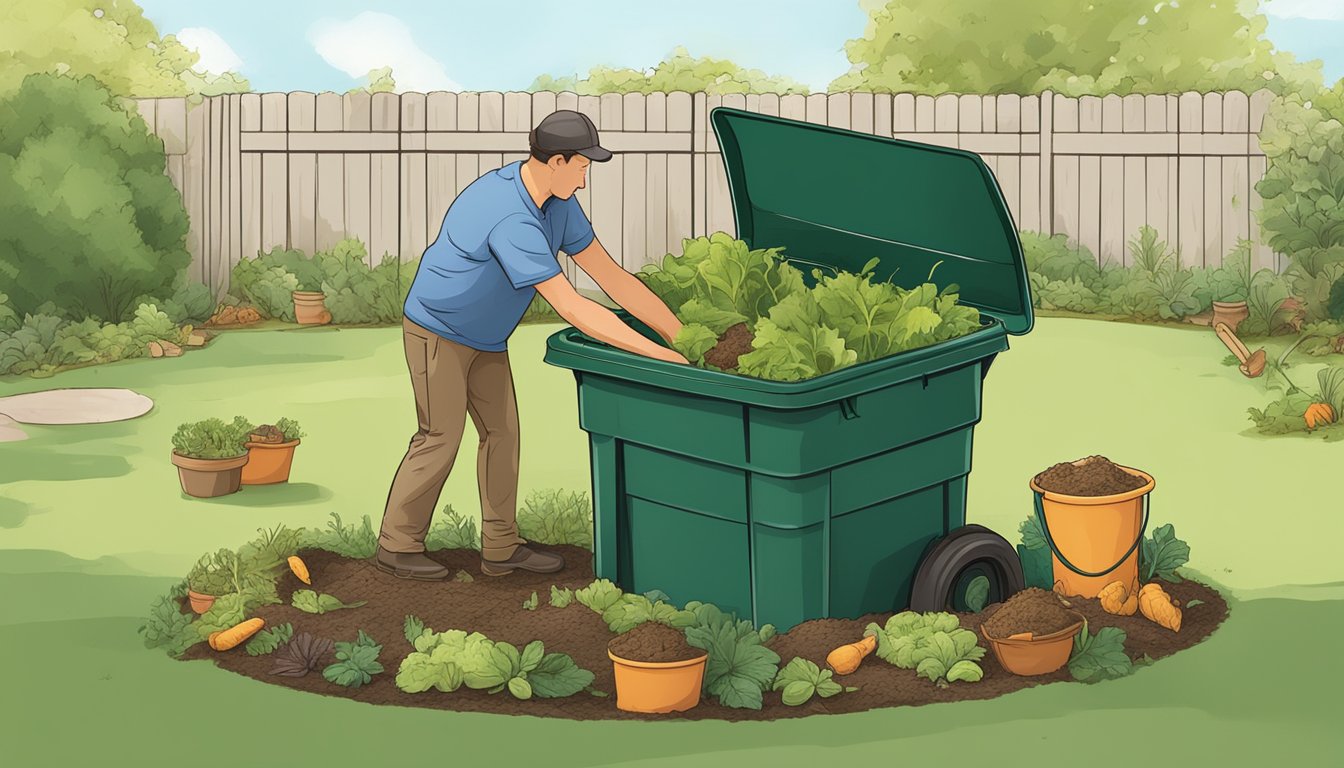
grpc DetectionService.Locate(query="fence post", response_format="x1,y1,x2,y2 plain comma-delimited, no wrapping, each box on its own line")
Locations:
1039,90,1054,236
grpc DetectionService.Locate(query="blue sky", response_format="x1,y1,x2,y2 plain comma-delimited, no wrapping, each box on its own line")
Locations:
138,0,1344,94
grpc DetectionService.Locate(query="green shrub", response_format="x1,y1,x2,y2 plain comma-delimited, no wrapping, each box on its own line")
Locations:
426,506,480,552
521,293,562,324
517,489,593,549
186,550,236,595
231,248,306,321
132,275,216,325
0,73,191,322
171,416,250,459
317,239,406,324
274,417,304,441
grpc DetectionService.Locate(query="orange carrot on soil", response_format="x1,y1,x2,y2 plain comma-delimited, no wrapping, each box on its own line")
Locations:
209,618,266,651
826,634,878,675
1138,583,1182,632
288,556,311,585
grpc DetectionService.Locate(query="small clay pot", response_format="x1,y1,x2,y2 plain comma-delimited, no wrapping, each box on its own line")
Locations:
186,589,217,614
981,610,1086,676
1211,301,1249,332
608,645,709,714
171,451,248,498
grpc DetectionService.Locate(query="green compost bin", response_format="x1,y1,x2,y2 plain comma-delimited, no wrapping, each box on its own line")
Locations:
543,107,1033,632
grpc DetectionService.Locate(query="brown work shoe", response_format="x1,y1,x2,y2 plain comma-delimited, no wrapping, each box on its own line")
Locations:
374,548,450,581
480,545,565,576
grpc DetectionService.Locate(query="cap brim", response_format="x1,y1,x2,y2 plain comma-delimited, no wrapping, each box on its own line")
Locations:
578,145,613,162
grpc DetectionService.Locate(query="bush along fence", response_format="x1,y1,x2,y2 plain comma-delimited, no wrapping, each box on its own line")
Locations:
131,89,1284,302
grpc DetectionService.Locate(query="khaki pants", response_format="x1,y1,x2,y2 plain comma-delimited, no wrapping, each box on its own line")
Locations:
379,316,524,560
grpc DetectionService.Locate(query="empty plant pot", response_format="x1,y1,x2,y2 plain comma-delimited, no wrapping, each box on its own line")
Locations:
171,452,248,498
981,611,1085,676
186,590,217,614
608,647,709,714
240,438,300,485
292,291,331,325
1211,301,1249,332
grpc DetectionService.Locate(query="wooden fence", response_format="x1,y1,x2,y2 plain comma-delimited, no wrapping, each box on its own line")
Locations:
133,89,1281,299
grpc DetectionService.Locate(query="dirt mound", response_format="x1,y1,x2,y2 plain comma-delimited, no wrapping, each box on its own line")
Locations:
1035,455,1148,496
704,323,754,371
609,621,702,663
180,547,1228,721
981,588,1078,638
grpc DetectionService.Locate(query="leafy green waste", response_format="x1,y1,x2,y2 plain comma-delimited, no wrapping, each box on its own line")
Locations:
865,611,985,686
772,657,855,706
638,233,983,382
684,601,780,710
426,506,480,552
323,630,384,688
549,586,574,608
1068,621,1134,683
245,623,294,656
1140,524,1191,583
396,625,594,700
575,579,696,633
522,592,539,611
292,589,367,614
965,576,990,613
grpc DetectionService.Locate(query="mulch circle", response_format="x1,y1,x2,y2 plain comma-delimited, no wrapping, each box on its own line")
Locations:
179,547,1228,721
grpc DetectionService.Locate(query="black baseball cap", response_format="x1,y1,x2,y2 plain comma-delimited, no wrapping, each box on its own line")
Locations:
530,110,613,162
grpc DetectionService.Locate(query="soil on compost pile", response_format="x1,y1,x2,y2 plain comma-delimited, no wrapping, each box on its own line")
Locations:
703,323,754,371
980,588,1078,638
1035,455,1148,496
609,621,703,663
179,547,1228,721
249,425,284,444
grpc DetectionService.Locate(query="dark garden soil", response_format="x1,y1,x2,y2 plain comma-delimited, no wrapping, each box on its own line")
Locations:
1036,455,1149,495
703,323,754,371
179,546,1228,721
980,588,1079,638
609,621,702,663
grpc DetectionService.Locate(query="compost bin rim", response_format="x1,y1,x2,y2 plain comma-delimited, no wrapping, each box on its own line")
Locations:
543,316,1009,410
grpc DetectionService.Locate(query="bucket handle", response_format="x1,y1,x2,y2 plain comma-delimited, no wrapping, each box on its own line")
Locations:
1033,491,1149,579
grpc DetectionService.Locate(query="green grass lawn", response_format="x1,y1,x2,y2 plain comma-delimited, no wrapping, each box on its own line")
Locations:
2,317,1340,766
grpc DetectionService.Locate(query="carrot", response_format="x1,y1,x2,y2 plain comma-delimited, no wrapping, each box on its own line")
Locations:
1304,402,1336,431
209,618,266,651
1138,583,1182,633
1098,580,1138,616
826,634,877,675
288,555,311,585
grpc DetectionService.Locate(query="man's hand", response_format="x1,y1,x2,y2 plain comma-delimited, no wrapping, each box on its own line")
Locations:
571,239,683,344
535,274,690,365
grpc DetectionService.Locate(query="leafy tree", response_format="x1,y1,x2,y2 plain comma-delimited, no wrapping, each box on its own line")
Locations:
0,73,191,322
350,66,396,94
832,0,1323,96
531,46,809,95
0,1,247,97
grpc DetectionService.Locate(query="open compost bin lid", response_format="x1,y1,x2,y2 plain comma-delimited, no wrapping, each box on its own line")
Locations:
711,107,1033,335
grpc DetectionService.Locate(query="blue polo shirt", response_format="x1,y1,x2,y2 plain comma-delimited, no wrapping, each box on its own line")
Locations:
403,161,595,352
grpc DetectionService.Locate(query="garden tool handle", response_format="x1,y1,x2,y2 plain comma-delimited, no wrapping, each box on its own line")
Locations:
1033,491,1150,579
1214,323,1249,363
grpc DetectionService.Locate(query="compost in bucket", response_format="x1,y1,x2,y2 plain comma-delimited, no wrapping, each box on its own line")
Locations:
608,622,701,663
981,588,1078,637
1035,455,1147,496
703,323,754,372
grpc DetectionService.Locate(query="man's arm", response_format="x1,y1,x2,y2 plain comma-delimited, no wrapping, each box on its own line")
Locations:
535,273,688,364
570,238,683,345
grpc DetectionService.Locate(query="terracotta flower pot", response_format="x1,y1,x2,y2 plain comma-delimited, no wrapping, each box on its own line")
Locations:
292,291,331,325
981,611,1086,676
1211,301,1249,332
241,438,300,485
171,451,248,498
608,646,709,713
186,589,217,614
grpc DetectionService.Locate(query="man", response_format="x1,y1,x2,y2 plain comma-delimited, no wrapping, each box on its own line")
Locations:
375,109,689,581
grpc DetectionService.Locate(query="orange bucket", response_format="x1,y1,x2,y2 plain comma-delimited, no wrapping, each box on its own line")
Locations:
608,648,708,714
1029,463,1153,599
981,611,1085,676
240,439,299,485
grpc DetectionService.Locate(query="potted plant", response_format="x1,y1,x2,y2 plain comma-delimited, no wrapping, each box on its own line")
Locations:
185,550,235,614
291,259,331,325
241,417,305,486
607,622,708,713
1210,240,1255,331
170,416,251,498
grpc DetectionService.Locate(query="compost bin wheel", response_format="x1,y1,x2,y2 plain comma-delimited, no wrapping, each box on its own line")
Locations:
909,524,1025,613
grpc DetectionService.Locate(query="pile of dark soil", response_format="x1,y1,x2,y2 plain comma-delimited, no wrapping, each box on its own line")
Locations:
704,323,754,370
609,621,702,663
1035,455,1148,496
249,425,284,444
980,588,1078,638
179,547,1227,721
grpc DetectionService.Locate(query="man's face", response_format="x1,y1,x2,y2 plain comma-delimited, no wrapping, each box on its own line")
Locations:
548,154,590,199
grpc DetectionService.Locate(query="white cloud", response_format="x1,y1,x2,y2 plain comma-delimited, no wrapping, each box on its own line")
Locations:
176,27,243,74
1263,0,1344,20
308,12,462,92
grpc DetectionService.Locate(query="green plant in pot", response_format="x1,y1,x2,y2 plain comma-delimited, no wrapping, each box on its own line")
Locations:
242,417,306,486
170,416,251,498
1208,240,1259,331
290,253,332,326
185,550,235,614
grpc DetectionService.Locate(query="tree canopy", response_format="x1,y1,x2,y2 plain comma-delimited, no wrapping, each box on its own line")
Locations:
831,0,1324,96
531,46,809,95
